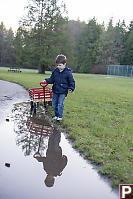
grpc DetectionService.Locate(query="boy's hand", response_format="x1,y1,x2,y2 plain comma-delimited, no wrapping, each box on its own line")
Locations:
68,89,73,93
33,152,41,158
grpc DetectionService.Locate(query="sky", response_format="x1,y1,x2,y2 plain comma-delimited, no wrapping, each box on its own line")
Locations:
0,0,133,31
65,0,133,25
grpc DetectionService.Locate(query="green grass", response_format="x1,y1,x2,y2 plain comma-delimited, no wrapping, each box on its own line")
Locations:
1,67,133,187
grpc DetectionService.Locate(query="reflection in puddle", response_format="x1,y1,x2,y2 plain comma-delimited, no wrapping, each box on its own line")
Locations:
9,102,118,199
34,131,68,187
12,103,51,156
12,102,68,187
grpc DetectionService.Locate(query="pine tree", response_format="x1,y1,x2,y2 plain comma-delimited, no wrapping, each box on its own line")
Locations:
0,22,15,66
19,0,67,73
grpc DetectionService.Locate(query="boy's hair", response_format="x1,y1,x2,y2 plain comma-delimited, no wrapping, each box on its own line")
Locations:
56,54,66,64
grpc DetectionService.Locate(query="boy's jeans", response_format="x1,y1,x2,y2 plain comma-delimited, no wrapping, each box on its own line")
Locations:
52,93,66,118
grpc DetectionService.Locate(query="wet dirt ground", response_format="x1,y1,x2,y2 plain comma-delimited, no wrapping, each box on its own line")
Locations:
0,80,118,199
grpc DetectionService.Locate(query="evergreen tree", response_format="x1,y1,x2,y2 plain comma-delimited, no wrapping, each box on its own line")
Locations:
97,19,125,67
76,18,102,73
0,22,15,66
19,0,68,73
122,20,133,65
66,20,86,71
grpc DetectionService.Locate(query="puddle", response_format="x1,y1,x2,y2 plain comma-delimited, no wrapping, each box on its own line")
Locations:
0,80,118,199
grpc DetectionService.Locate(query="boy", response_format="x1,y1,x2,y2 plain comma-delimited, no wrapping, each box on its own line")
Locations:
44,54,75,121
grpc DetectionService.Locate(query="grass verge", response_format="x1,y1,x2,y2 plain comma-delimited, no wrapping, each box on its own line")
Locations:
0,68,133,187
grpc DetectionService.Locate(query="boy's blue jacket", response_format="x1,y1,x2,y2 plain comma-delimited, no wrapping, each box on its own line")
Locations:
45,66,75,95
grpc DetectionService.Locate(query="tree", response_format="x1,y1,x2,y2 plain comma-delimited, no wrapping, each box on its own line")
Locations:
122,20,133,65
19,0,68,73
122,31,133,64
97,19,125,67
13,27,25,66
0,22,15,66
66,20,86,71
76,18,102,73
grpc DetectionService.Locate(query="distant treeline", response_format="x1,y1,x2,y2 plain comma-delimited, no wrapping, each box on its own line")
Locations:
0,0,133,74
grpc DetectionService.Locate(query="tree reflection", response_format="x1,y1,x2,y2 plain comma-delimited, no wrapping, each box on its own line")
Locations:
13,102,53,156
12,102,68,187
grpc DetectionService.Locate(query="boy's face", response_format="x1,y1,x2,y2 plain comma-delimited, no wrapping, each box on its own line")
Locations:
57,63,66,70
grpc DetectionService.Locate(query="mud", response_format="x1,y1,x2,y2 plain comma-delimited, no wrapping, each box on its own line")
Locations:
0,80,118,199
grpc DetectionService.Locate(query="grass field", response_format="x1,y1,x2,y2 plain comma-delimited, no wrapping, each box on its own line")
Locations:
0,67,133,187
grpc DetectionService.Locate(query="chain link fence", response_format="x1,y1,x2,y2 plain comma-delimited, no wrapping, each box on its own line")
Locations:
107,65,133,77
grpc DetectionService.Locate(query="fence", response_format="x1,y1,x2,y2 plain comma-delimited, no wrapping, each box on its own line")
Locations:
107,65,133,77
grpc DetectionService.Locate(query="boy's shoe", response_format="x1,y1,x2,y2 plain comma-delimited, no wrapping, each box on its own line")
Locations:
57,117,63,121
52,116,58,120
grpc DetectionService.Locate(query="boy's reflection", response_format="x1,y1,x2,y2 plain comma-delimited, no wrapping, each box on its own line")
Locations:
33,130,68,187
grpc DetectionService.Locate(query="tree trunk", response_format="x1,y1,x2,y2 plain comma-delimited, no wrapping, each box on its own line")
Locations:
38,64,46,74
